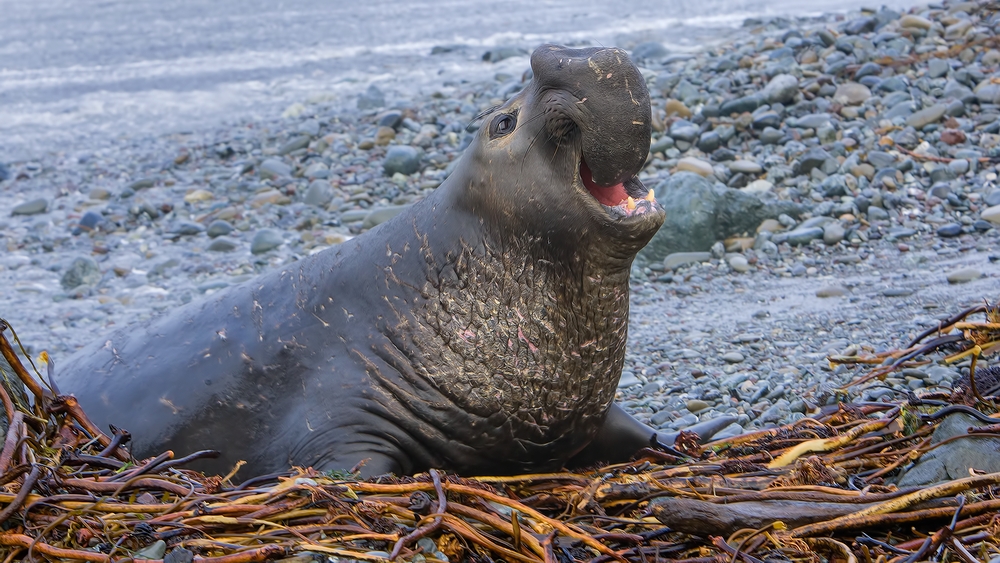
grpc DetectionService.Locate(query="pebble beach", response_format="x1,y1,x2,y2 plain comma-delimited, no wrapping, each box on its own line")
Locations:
3,0,1000,445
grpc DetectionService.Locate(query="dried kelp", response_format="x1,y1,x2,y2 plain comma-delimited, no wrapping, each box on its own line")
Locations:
1,307,999,563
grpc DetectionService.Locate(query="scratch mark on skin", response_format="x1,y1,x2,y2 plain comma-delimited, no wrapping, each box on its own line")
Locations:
159,397,181,414
576,97,588,104
625,78,639,106
312,312,330,328
588,58,603,78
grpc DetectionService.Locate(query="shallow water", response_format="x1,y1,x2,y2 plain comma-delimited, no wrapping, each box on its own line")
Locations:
2,0,922,162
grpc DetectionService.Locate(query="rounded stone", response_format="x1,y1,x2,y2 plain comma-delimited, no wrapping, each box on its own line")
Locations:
763,74,799,104
676,157,714,177
383,146,422,176
946,268,982,284
727,255,750,273
728,160,763,174
833,82,871,105
60,256,101,290
78,211,103,232
304,180,334,207
722,351,745,364
251,228,284,254
823,222,845,245
981,205,1000,225
207,237,238,252
12,198,48,216
936,223,962,237
759,127,784,144
206,220,235,238
686,399,711,413
816,285,849,298
259,158,292,179
697,131,721,153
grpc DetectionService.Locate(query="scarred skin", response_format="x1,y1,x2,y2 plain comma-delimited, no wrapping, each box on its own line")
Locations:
58,45,727,478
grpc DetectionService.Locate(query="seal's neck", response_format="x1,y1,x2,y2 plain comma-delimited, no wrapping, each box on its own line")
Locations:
380,195,633,469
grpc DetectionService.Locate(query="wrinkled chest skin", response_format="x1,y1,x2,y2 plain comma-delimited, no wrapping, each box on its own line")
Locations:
57,44,667,479
374,232,632,474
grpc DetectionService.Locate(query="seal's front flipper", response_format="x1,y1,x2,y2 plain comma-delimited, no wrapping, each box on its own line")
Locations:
654,415,739,449
569,405,742,468
567,403,660,468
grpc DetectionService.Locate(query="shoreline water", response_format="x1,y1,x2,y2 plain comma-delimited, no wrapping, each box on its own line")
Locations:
3,0,921,163
2,0,1000,440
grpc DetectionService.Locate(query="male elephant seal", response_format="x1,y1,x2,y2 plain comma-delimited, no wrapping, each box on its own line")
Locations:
59,44,723,478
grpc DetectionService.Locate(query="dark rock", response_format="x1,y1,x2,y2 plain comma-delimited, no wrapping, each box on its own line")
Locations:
0,162,9,182
752,111,781,129
278,135,311,155
720,95,765,116
378,110,404,129
759,127,784,144
128,178,155,190
797,147,832,175
854,62,882,79
164,546,195,563
878,76,909,92
844,16,878,35
670,120,700,143
929,166,957,183
77,211,104,233
697,131,721,152
896,413,1000,487
773,227,824,245
867,151,897,168
936,223,962,237
639,172,807,262
763,74,799,104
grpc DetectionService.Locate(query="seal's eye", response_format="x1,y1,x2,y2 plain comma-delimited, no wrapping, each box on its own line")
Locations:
490,113,516,138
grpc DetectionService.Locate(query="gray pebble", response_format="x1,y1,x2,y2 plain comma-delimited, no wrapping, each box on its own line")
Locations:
259,158,292,179
946,267,982,284
207,236,238,252
251,228,284,254
383,146,421,176
206,220,234,238
60,256,101,290
12,198,48,216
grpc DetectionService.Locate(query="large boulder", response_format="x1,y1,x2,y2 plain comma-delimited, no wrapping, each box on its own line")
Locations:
894,413,1000,487
639,172,807,263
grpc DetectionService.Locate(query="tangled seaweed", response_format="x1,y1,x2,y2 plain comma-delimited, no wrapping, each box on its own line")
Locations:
1,303,999,563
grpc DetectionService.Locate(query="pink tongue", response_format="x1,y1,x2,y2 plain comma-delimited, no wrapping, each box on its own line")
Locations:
580,160,627,207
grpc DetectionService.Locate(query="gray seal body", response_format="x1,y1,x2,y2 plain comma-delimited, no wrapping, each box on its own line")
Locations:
59,44,676,478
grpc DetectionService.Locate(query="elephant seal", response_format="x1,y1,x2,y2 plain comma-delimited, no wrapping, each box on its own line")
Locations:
59,44,699,478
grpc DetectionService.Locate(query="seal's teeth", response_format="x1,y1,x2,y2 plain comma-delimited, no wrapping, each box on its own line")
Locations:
645,189,656,202
626,196,636,211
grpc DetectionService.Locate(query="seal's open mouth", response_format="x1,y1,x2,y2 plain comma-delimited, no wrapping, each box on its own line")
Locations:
579,159,659,220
